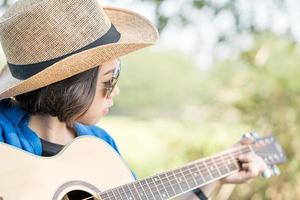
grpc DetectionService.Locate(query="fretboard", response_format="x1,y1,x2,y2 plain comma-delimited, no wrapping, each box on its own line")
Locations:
98,145,252,200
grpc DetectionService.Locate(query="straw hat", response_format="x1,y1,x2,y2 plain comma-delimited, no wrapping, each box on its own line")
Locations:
0,0,159,100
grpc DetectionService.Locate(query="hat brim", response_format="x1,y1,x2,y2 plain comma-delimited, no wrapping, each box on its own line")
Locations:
0,6,159,100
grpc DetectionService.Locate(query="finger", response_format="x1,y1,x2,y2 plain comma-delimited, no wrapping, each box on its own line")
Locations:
256,157,268,172
238,153,256,163
241,163,258,175
242,160,268,178
241,163,250,170
241,163,258,176
240,137,253,145
248,163,260,177
246,154,269,172
240,154,268,173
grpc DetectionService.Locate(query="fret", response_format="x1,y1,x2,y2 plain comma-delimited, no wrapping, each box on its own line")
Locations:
159,173,176,197
220,154,232,173
129,183,142,200
226,153,239,171
234,147,249,157
241,146,251,154
197,162,212,182
97,140,282,200
167,171,183,194
239,147,247,154
212,157,223,177
215,155,230,175
174,168,189,191
232,150,240,158
180,168,193,190
107,189,120,199
112,189,120,200
146,177,163,200
133,182,149,200
202,160,213,180
231,151,240,169
205,159,220,179
111,188,122,200
140,179,156,200
115,187,126,200
181,166,197,188
152,175,169,199
188,164,205,186
118,184,132,200
100,147,255,200
237,148,245,158
244,146,253,155
135,181,150,200
194,162,207,184
125,183,137,200
99,192,110,200
106,190,115,200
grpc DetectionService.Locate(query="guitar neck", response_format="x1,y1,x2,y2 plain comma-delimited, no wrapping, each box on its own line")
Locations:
98,145,252,200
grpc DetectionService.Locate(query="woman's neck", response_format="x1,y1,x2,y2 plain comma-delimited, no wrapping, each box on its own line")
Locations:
28,114,76,145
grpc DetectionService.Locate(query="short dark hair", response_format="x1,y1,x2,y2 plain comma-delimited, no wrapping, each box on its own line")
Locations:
14,67,99,127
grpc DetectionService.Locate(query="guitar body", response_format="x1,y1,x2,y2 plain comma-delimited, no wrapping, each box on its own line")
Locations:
0,136,135,200
0,134,286,200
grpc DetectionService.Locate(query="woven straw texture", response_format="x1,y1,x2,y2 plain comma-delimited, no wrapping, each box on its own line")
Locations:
0,0,159,100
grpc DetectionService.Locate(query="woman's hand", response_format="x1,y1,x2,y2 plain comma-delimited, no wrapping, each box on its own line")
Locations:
221,138,269,184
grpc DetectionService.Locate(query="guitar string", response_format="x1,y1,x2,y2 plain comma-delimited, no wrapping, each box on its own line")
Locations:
85,143,281,200
82,147,249,200
85,146,268,200
82,161,236,200
89,141,278,200
82,154,249,200
81,146,251,200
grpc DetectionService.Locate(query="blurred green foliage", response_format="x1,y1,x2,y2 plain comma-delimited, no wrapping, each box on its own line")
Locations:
100,33,300,200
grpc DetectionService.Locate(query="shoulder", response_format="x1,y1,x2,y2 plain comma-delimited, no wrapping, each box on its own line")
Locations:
0,98,27,126
0,98,27,134
88,125,118,147
0,99,37,153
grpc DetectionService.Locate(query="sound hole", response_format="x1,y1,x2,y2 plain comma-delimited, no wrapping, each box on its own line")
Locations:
64,190,96,200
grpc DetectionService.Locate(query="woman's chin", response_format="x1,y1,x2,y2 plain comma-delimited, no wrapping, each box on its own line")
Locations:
77,116,102,125
102,107,109,115
76,108,110,125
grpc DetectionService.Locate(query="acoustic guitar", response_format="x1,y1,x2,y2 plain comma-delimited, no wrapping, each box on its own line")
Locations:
0,133,286,200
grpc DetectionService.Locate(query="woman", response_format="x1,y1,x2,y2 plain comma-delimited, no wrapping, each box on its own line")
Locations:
0,0,267,199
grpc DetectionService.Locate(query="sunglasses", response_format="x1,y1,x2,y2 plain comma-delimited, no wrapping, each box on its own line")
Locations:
102,60,121,98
